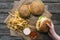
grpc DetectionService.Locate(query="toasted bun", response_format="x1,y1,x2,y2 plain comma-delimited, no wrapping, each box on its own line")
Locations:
19,5,30,17
30,1,45,15
36,16,51,32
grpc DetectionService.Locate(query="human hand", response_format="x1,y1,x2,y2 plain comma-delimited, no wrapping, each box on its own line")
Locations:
47,22,55,35
47,22,60,40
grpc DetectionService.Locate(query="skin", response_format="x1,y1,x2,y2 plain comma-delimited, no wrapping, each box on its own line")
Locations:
47,23,60,40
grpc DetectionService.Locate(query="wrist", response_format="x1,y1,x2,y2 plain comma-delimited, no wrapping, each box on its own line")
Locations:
57,36,60,40
51,31,60,40
50,29,55,34
50,29,58,39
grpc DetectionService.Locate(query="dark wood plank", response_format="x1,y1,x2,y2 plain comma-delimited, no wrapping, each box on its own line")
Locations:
45,3,60,13
0,2,13,9
10,36,23,40
55,25,60,35
0,9,11,12
0,36,23,40
0,0,20,2
0,28,9,33
0,2,13,12
0,28,10,36
0,36,10,40
52,13,60,25
0,13,8,23
0,23,7,29
42,0,60,3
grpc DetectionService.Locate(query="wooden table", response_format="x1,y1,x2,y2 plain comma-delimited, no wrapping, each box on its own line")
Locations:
0,0,60,40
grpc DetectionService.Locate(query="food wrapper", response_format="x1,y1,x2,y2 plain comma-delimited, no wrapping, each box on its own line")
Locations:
4,0,52,40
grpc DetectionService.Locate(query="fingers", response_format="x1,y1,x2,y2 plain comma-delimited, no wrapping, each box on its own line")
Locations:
51,22,54,27
46,23,51,29
46,22,54,29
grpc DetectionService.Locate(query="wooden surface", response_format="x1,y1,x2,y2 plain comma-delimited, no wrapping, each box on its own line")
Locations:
0,0,60,40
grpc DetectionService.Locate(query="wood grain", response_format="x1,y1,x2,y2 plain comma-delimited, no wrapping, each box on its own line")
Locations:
0,0,60,3
52,13,60,25
0,28,10,36
0,12,60,25
45,3,60,13
0,23,60,40
0,0,20,2
42,0,60,3
0,2,60,13
0,0,60,40
0,2,13,9
0,13,8,23
55,25,60,35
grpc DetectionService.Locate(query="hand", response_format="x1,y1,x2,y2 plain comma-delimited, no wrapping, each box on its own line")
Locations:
47,22,60,40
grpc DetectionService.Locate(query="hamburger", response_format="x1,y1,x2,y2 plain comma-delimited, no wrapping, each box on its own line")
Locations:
19,5,30,17
30,1,45,15
36,16,52,32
